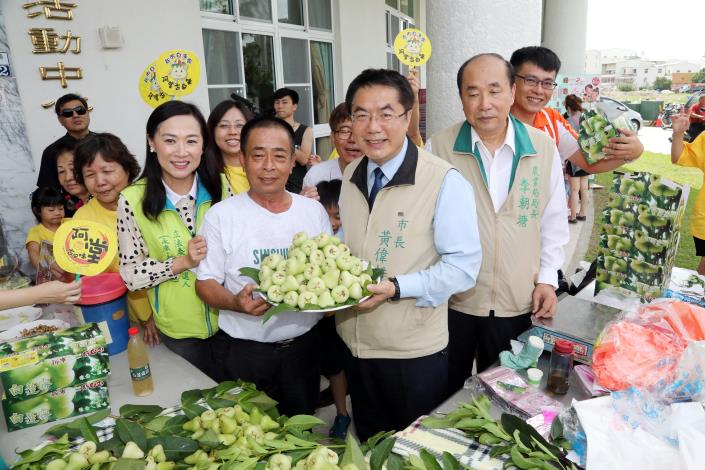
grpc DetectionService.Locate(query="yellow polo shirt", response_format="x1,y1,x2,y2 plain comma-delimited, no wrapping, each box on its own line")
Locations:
224,165,250,194
676,132,705,240
73,199,151,322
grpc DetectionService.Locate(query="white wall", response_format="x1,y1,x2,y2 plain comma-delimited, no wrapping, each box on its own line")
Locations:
542,0,587,76
336,0,388,101
3,0,209,169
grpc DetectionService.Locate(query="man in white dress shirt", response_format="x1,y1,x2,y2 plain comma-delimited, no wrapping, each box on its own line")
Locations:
427,53,569,393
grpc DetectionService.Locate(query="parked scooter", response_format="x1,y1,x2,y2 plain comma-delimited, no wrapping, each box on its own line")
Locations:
661,103,682,129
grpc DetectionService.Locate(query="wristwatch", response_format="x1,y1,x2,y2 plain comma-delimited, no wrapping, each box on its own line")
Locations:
388,277,401,302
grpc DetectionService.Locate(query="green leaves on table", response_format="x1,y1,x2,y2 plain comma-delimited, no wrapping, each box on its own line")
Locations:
369,436,395,470
118,404,164,423
11,434,71,469
340,433,368,470
282,415,325,431
44,409,110,439
146,436,199,461
115,418,147,453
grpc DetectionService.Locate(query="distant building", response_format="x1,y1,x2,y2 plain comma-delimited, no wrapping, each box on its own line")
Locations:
672,73,695,90
591,50,701,90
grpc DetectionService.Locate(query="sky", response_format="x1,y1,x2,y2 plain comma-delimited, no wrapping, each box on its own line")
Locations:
586,0,704,62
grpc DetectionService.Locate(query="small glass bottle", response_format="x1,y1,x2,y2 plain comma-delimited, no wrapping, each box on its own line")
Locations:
127,327,154,396
547,339,573,395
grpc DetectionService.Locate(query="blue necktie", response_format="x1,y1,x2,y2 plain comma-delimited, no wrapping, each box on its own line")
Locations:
368,167,385,209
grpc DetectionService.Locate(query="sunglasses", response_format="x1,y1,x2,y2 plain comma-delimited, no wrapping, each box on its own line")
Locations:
60,106,87,118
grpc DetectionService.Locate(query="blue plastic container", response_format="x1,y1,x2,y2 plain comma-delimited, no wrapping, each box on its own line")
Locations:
79,272,129,355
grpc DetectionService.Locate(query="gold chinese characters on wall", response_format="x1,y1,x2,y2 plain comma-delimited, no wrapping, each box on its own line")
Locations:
23,1,83,91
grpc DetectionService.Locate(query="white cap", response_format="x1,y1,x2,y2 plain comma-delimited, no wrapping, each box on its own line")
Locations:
527,368,543,385
528,335,545,350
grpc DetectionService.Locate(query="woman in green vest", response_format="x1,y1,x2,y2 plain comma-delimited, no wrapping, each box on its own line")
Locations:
207,96,255,195
117,101,225,380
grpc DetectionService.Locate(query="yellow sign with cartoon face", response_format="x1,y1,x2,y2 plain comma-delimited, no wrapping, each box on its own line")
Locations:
394,28,432,67
53,220,117,276
139,62,171,108
155,50,200,97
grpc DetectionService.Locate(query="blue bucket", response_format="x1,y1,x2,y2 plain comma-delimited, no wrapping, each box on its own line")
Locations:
79,272,129,355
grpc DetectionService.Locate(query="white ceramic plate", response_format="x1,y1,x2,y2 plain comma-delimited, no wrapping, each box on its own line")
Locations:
0,306,42,331
0,319,69,342
256,291,373,313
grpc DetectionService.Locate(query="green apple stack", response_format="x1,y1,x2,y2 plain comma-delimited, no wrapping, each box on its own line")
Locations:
0,323,110,431
596,172,688,299
258,232,375,310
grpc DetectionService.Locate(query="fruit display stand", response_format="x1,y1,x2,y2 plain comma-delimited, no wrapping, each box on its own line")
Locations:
0,339,216,462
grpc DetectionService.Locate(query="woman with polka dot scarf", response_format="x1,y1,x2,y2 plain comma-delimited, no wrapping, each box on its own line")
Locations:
117,101,225,381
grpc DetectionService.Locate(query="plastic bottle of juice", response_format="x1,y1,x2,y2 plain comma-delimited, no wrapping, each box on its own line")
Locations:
127,327,154,396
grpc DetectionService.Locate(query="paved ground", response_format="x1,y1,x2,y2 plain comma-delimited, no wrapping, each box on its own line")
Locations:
638,126,672,155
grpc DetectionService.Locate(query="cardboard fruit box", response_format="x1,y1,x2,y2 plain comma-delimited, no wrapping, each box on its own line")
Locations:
579,105,636,165
0,323,106,364
0,345,109,402
2,377,110,431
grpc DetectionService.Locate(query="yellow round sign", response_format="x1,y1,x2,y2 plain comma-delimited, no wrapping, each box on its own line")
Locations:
53,220,117,277
139,62,171,108
394,28,432,66
155,50,200,97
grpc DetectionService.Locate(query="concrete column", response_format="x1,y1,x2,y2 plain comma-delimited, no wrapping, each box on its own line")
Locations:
0,4,37,266
426,0,543,136
541,0,588,76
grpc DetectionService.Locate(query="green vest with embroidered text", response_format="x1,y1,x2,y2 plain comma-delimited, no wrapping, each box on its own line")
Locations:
121,180,218,339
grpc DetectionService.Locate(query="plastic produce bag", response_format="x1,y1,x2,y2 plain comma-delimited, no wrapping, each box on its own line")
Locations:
592,317,686,391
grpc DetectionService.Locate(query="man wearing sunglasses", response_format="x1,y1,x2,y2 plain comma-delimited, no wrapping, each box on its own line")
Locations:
36,93,92,190
509,46,643,172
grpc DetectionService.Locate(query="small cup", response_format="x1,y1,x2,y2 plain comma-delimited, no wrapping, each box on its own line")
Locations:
527,367,543,386
541,405,559,426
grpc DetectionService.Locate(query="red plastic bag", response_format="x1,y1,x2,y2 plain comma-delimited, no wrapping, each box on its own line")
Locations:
593,316,687,391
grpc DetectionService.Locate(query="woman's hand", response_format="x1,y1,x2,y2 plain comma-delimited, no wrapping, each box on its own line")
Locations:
186,236,208,268
36,279,82,304
172,236,208,274
142,315,161,346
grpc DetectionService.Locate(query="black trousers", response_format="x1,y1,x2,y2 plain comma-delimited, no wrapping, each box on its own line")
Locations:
216,328,321,417
344,346,448,442
447,309,532,395
161,334,222,382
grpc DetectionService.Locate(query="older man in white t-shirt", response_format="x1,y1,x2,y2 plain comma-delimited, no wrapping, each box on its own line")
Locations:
196,116,331,416
300,103,362,197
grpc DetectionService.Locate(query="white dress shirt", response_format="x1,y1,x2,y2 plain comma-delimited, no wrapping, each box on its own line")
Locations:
427,119,569,287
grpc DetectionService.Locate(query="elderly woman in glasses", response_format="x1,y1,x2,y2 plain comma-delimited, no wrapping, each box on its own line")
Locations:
36,93,93,192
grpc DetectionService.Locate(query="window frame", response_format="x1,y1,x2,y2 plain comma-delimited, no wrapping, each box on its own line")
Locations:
384,1,416,75
200,0,336,154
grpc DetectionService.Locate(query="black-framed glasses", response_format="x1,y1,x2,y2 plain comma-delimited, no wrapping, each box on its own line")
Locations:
351,110,410,125
60,106,87,118
515,74,557,90
334,128,353,139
